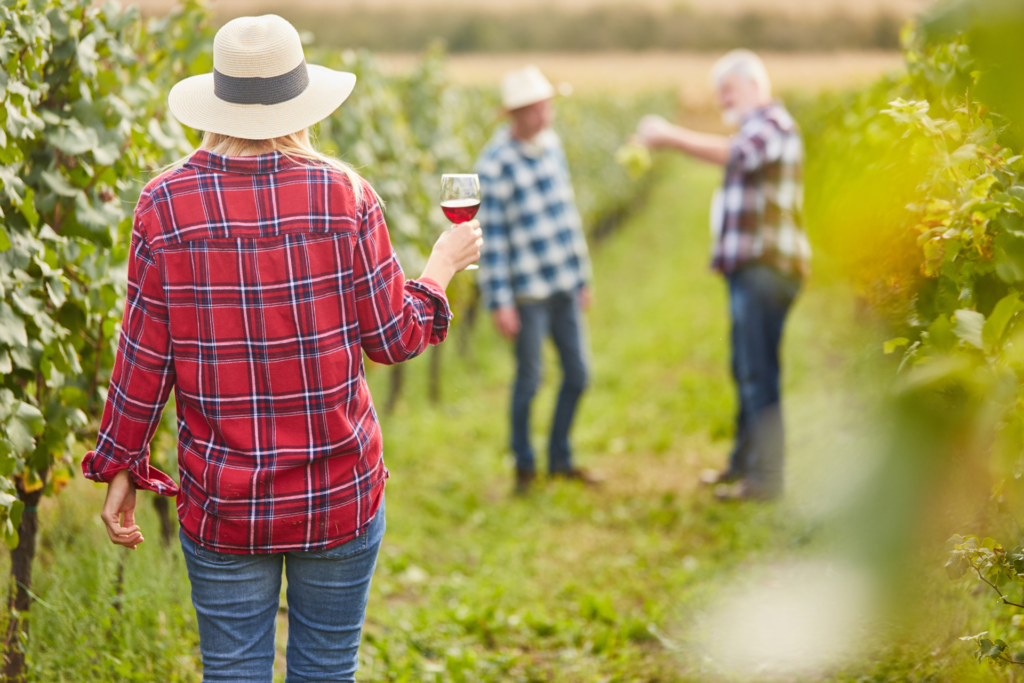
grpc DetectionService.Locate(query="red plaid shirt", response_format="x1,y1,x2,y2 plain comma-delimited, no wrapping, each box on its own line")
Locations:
82,150,451,554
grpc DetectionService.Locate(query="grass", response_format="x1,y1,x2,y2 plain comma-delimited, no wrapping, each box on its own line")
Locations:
6,154,1017,681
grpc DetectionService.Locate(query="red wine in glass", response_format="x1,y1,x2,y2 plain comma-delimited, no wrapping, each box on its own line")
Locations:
440,198,481,223
440,174,481,270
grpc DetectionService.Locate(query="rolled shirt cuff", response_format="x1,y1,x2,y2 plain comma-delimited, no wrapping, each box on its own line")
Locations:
82,450,179,497
407,278,453,342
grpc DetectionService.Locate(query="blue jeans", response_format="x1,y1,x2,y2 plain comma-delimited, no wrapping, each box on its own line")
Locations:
512,291,589,473
179,499,385,682
726,265,800,493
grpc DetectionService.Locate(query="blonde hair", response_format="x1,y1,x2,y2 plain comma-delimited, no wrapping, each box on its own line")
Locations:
171,128,377,207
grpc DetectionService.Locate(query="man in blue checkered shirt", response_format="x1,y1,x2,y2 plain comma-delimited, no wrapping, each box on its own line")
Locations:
476,66,597,494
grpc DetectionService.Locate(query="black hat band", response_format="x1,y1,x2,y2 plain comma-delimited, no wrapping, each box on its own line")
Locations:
213,60,310,105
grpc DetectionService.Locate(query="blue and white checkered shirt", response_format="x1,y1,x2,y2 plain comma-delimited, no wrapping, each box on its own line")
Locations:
475,127,592,310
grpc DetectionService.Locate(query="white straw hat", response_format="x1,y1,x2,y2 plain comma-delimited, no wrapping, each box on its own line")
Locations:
501,65,556,111
168,15,356,140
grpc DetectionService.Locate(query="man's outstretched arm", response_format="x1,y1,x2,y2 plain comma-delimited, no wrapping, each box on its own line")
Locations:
635,115,731,166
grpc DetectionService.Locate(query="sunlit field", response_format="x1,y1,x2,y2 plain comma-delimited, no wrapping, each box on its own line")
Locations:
377,51,904,99
130,0,928,53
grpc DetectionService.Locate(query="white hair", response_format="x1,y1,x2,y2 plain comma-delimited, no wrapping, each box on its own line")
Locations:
710,49,771,98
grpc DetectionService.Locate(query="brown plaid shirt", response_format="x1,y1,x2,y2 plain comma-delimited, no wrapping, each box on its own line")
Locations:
711,103,810,278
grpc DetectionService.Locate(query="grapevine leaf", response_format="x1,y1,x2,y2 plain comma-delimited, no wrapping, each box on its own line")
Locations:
0,302,27,348
927,314,957,352
92,143,120,166
46,9,70,42
40,169,79,197
977,639,1008,662
49,120,99,156
17,186,37,227
953,309,985,349
14,403,44,436
945,553,969,579
45,277,65,308
983,293,1023,352
76,33,98,80
5,415,37,454
1011,547,1024,574
7,499,22,532
884,337,910,354
994,232,1024,282
998,211,1024,235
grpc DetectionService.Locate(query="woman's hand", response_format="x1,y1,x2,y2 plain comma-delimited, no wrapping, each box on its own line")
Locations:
420,220,483,289
101,470,144,550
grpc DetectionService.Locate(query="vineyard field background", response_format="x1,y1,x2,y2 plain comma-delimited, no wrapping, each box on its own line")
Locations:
18,155,995,682
129,0,925,53
131,0,931,20
5,0,1024,681
376,50,903,104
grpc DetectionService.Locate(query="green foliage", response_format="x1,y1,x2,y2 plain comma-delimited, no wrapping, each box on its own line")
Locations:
948,535,1024,665
0,0,212,548
798,0,1024,669
797,12,1024,427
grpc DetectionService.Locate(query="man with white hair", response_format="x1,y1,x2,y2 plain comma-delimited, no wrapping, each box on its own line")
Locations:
476,65,597,495
635,49,810,501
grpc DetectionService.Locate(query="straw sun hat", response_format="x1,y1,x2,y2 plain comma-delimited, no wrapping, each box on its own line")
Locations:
500,65,556,111
168,15,356,140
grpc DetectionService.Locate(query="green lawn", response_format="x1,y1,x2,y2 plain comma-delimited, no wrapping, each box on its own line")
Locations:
10,156,1013,681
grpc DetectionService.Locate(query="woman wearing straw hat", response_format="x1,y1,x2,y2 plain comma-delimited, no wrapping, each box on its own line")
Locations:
81,15,481,681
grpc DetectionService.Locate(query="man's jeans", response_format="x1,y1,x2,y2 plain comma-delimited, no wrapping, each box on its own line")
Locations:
512,291,589,473
179,499,385,683
726,265,800,493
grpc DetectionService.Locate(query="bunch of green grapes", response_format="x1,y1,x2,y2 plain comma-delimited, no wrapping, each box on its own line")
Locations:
614,143,652,180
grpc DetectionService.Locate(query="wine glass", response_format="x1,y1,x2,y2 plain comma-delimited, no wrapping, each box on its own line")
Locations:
440,173,480,271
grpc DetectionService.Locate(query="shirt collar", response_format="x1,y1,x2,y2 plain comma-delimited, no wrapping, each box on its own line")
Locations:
505,127,556,159
185,149,301,175
740,103,771,126
743,100,788,125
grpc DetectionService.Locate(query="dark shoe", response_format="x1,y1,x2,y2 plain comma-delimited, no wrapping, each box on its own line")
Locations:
699,468,743,487
514,470,536,496
550,468,604,487
713,479,781,502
